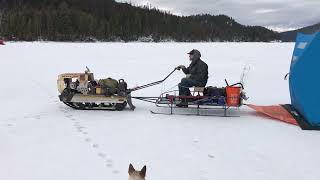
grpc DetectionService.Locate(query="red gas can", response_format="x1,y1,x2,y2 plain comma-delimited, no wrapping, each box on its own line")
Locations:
226,86,241,106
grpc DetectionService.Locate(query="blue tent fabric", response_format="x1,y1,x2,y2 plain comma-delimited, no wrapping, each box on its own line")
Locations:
289,32,320,129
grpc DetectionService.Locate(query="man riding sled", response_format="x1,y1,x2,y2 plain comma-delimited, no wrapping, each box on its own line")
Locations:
175,49,208,107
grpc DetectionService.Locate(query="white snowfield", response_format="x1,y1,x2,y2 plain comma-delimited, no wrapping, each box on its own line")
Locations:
1,42,319,180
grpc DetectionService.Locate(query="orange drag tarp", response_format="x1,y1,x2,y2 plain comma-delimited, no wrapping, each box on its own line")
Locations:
247,104,298,126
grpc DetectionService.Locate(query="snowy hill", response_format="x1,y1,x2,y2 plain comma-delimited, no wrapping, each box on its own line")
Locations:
281,22,320,42
1,42,320,180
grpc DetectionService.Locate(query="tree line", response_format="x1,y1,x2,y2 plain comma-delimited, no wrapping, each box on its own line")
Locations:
0,0,280,42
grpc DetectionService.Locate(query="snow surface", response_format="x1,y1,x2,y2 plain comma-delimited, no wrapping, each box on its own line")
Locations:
1,42,320,180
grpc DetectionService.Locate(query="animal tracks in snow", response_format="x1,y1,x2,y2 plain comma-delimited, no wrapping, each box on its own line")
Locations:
92,144,99,148
3,112,49,128
1,122,15,128
97,153,106,158
65,114,73,118
21,112,48,120
61,108,119,174
112,170,119,174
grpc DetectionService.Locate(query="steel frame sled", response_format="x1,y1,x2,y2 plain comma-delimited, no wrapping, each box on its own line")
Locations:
134,81,246,117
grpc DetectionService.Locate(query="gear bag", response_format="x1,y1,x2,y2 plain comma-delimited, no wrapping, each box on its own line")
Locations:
204,86,226,97
98,78,119,95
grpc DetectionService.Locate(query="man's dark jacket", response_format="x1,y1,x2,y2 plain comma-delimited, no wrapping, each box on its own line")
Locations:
182,58,208,86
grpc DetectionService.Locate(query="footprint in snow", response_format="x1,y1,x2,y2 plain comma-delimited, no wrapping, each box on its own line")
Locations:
97,153,106,158
60,109,69,113
92,144,99,148
65,114,73,118
105,159,113,167
208,154,215,159
106,163,113,168
77,127,87,133
112,170,119,174
85,138,91,142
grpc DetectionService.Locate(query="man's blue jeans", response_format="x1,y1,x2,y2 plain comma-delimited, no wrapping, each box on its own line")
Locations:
178,78,197,96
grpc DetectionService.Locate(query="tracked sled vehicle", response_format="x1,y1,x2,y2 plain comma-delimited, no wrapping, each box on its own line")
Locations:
57,67,176,111
57,67,135,111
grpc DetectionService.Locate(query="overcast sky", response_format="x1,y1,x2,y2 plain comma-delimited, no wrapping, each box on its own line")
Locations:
116,0,320,32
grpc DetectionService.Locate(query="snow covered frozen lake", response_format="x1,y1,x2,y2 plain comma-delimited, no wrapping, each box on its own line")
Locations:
1,42,320,180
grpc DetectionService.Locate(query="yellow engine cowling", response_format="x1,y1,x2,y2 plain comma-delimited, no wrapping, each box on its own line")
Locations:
57,72,95,93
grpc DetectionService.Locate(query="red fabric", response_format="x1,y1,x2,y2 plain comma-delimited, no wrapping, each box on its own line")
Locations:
247,104,298,126
0,40,4,45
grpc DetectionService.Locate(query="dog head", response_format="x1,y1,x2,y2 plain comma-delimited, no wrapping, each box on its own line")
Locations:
128,163,146,180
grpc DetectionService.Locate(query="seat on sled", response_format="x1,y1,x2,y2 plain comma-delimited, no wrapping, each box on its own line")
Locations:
192,87,205,96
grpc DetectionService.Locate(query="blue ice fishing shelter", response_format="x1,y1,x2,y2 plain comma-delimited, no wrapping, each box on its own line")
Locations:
286,32,320,130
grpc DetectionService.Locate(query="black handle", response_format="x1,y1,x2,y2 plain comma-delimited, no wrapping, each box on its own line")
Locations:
225,79,229,86
230,82,244,89
129,68,177,92
225,79,244,89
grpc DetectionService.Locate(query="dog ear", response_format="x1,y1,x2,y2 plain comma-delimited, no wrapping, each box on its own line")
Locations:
128,163,135,174
140,165,147,178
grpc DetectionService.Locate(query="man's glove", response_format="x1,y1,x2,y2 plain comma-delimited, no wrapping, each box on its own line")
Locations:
175,65,186,70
